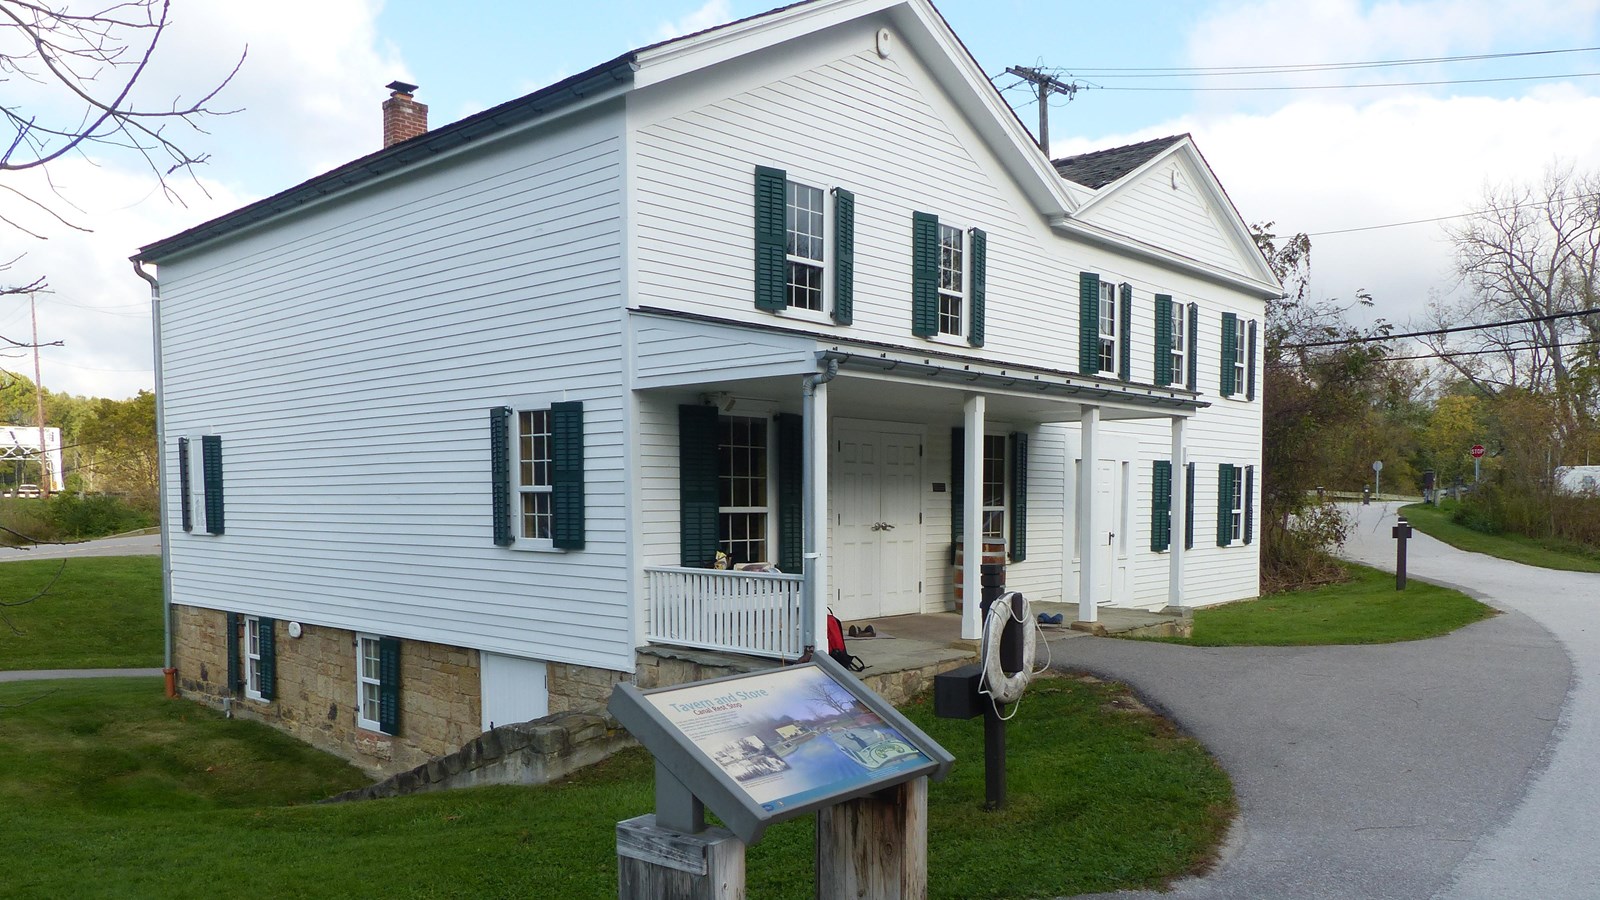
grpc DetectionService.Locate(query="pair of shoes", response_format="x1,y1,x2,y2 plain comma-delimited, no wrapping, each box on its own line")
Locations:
1037,613,1065,625
860,625,876,637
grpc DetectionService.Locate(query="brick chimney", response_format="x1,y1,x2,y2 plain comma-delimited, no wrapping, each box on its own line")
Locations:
382,81,428,148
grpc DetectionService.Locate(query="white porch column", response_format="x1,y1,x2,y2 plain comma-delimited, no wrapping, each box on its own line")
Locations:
1077,404,1101,624
803,373,831,654
1168,415,1186,610
961,394,986,641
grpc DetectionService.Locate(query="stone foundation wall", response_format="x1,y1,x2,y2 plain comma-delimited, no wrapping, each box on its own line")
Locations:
173,605,481,775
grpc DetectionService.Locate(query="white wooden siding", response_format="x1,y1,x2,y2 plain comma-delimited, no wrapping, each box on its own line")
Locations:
633,316,818,389
158,108,638,672
1078,156,1245,273
626,26,1266,611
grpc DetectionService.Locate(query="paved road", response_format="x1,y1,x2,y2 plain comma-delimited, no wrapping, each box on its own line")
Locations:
0,668,163,683
1052,501,1593,899
0,531,159,562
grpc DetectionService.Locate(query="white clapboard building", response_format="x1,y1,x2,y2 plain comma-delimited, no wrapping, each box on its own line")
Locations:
135,0,1276,772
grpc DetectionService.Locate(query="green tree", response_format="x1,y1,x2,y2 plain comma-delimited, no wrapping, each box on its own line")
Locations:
77,392,158,509
1256,223,1400,591
1422,395,1485,489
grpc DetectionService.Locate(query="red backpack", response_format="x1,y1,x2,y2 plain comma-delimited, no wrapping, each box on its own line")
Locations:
825,609,866,672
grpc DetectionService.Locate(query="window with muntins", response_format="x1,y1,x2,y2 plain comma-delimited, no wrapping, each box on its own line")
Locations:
1234,318,1248,394
786,181,825,312
1171,301,1187,387
517,410,553,541
1230,465,1245,542
938,224,965,336
719,415,770,565
357,635,383,732
1099,281,1119,376
981,434,1007,540
244,616,263,700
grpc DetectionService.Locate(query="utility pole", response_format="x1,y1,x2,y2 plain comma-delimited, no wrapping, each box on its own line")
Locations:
1004,66,1078,154
30,291,49,499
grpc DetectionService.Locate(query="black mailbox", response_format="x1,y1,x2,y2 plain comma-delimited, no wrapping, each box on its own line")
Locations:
934,663,985,720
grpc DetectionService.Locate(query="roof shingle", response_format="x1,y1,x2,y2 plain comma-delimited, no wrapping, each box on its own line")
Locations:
1052,135,1188,188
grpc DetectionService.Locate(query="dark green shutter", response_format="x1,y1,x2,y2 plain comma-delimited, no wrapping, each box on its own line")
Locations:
1244,465,1255,545
950,427,964,558
1187,303,1199,391
911,212,939,337
755,166,787,311
258,617,276,701
1009,431,1027,562
832,188,854,325
489,407,513,546
551,401,585,549
968,228,986,347
1152,460,1172,551
378,637,401,736
679,404,721,568
1247,319,1258,401
178,437,192,532
1078,272,1099,374
1217,464,1235,546
225,612,241,694
1154,295,1174,386
201,435,224,535
776,413,803,573
1221,312,1239,396
1185,462,1196,550
1118,282,1133,382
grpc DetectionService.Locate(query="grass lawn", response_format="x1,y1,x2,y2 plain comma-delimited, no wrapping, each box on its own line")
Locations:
1,676,1232,899
0,556,162,670
1399,502,1600,573
1154,563,1494,647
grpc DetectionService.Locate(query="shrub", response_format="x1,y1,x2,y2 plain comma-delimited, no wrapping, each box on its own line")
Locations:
0,493,155,546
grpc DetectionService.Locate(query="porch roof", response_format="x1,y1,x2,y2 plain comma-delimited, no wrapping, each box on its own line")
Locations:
629,307,1204,425
816,346,1205,423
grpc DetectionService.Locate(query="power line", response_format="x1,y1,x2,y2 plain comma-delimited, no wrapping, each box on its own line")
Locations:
1090,71,1600,93
1269,336,1600,368
1280,308,1600,349
1304,190,1600,237
1068,45,1600,77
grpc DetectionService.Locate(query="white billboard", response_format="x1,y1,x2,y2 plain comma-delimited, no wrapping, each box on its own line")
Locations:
0,426,65,492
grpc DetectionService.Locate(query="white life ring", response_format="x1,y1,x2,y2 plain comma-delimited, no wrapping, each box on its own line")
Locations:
980,591,1036,704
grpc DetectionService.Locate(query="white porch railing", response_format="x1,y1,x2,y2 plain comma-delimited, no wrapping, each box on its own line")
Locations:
646,566,805,660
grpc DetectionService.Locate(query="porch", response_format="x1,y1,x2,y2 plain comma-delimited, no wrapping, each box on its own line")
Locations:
639,605,1192,707
632,310,1208,662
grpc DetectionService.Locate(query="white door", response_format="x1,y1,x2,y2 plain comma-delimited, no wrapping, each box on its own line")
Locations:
480,653,547,731
834,425,924,620
1092,459,1117,605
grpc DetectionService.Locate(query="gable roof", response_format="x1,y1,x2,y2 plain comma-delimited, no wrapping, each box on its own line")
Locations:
137,0,1081,265
1052,135,1188,189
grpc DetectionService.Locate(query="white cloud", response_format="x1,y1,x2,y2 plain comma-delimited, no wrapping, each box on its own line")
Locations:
0,0,401,399
1188,0,1600,70
655,0,733,42
1056,86,1600,331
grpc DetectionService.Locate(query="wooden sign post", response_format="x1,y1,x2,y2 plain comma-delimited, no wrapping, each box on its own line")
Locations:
609,654,953,900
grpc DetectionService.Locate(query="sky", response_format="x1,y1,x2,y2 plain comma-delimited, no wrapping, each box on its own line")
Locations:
5,0,1600,399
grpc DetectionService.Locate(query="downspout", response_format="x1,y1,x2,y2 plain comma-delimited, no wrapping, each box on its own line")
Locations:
132,259,176,698
800,358,839,658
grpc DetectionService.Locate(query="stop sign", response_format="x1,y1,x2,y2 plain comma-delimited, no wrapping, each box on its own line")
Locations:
1471,444,1486,459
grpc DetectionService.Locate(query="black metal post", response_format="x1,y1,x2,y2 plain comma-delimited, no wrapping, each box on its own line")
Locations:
1392,516,1412,590
983,701,1005,810
977,571,1020,811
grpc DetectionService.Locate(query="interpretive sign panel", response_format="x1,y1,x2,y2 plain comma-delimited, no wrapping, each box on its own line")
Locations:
609,653,953,845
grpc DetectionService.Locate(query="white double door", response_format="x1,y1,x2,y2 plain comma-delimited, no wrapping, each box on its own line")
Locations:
833,422,924,621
